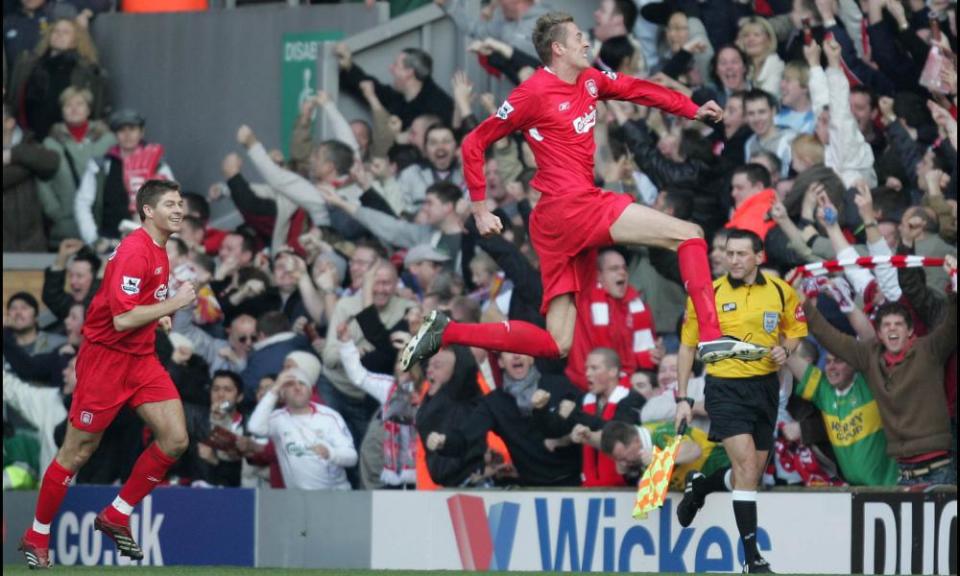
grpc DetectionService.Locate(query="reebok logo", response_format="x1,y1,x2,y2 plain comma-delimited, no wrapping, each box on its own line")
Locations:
447,494,519,571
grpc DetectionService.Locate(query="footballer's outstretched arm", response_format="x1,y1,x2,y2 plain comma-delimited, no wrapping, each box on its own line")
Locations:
594,69,721,123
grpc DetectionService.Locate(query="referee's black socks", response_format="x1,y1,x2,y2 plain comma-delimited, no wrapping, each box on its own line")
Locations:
694,466,732,498
732,490,759,564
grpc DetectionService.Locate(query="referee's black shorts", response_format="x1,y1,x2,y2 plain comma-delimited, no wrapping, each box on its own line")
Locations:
705,372,780,451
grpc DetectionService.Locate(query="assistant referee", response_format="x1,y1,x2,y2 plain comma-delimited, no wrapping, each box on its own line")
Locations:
675,228,807,574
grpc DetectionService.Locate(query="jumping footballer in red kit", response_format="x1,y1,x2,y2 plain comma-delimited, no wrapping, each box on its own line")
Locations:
19,180,198,569
402,12,769,371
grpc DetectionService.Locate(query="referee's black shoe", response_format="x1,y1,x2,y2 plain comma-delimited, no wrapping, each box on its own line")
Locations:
743,556,774,573
400,309,450,370
697,336,768,363
676,471,705,527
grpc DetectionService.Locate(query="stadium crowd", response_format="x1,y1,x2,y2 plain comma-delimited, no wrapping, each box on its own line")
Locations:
2,0,958,493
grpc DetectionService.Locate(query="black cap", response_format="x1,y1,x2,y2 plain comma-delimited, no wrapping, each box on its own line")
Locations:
109,109,145,131
640,1,689,26
7,292,39,315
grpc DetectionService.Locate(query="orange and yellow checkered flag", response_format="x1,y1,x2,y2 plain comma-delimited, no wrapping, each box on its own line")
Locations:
632,424,686,520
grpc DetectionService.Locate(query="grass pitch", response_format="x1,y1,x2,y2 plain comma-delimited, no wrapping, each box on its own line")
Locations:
1,568,850,576
2,570,672,576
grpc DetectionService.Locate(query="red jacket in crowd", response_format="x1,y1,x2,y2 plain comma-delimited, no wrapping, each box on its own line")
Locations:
566,282,657,391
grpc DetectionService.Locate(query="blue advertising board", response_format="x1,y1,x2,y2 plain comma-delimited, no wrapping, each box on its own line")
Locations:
48,486,255,566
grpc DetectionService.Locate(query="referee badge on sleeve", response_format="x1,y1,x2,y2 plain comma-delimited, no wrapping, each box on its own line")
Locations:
763,311,779,333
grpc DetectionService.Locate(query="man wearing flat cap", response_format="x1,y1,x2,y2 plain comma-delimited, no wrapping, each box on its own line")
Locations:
404,244,451,295
73,108,175,246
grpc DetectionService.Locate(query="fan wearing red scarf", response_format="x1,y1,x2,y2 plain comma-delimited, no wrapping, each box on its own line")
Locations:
74,109,174,246
802,255,958,488
532,347,646,487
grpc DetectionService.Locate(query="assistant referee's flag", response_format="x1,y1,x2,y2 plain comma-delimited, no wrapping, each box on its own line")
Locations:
632,423,686,520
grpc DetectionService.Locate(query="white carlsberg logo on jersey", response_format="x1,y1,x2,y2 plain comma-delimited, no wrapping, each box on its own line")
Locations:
585,79,598,98
572,107,598,134
497,100,514,120
121,276,142,295
154,284,168,301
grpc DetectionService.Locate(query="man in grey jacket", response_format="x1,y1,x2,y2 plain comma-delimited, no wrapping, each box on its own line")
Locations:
395,124,464,216
321,181,465,270
435,0,552,58
238,125,366,240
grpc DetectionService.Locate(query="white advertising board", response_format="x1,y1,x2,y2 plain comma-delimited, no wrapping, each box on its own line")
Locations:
371,491,852,573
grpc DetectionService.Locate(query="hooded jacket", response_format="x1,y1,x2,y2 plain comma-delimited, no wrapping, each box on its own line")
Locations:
414,346,486,486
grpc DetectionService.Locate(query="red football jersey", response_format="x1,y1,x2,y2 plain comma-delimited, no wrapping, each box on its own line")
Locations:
83,228,170,355
462,67,700,202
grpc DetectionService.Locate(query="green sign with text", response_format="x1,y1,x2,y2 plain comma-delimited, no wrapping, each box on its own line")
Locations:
281,31,343,157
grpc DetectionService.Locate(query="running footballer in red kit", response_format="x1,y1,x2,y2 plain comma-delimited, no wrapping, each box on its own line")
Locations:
402,12,769,371
19,180,198,569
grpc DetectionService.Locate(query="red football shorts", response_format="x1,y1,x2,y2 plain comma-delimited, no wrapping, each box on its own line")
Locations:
70,341,180,433
529,188,633,314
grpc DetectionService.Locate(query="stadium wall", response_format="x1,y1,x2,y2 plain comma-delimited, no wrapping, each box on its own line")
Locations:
88,3,385,203
2,487,955,573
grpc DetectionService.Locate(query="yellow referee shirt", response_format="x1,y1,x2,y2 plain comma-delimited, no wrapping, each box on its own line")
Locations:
681,273,808,378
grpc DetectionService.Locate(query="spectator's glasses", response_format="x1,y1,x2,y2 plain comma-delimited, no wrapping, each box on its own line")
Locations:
237,335,258,344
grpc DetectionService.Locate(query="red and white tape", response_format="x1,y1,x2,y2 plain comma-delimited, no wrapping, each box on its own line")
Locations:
786,255,946,284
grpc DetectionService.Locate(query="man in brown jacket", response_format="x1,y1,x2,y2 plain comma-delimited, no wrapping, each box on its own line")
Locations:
3,100,59,251
802,260,957,486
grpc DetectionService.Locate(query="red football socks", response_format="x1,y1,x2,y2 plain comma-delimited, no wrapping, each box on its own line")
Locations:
441,320,562,358
25,459,75,547
678,238,723,342
103,442,177,525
